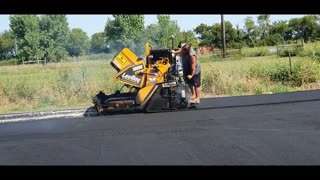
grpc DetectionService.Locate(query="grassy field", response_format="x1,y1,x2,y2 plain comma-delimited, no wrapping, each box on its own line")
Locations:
0,54,319,114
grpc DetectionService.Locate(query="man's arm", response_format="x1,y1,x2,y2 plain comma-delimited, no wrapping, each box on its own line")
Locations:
170,49,182,55
187,55,196,79
190,55,196,76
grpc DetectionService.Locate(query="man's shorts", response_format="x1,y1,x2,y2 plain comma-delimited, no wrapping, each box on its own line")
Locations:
185,72,201,87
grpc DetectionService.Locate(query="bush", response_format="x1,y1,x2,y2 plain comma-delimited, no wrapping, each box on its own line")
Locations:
267,61,320,86
241,46,271,57
268,63,290,83
254,85,263,95
278,47,303,57
298,42,320,63
202,68,220,94
0,58,21,66
0,79,34,101
255,48,269,56
248,63,269,79
290,61,319,86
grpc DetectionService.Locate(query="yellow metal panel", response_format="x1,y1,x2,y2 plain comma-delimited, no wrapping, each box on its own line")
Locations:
145,42,150,58
111,48,140,71
113,61,146,88
135,85,154,105
157,63,169,74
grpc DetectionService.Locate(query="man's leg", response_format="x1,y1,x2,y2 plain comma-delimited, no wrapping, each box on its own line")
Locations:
189,84,196,99
194,85,201,103
192,73,201,103
186,76,196,99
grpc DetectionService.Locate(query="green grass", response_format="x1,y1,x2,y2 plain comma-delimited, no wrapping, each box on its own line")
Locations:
240,46,275,57
0,61,121,114
0,54,319,114
200,55,320,97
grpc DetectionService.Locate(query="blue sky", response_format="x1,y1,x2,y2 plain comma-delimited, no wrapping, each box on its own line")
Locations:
0,14,305,37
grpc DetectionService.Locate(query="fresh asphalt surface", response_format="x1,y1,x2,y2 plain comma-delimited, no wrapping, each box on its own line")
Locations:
1,90,320,165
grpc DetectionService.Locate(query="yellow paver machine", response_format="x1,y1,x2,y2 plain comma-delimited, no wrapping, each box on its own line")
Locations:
84,43,193,116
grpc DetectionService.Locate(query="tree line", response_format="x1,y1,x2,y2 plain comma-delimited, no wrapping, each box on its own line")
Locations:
195,15,320,49
1,14,320,62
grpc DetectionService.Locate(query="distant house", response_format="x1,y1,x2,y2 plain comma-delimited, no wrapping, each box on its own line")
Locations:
197,45,214,55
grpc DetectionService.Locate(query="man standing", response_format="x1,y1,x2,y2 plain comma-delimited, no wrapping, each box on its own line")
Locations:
181,43,201,104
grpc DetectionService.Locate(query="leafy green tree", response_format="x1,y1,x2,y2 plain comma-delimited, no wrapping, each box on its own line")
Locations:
9,15,44,61
289,15,320,42
211,24,224,48
234,24,246,48
269,20,292,42
90,32,109,53
145,23,161,47
180,30,199,48
244,16,259,47
257,14,270,45
20,29,44,61
156,15,181,49
65,28,90,57
39,15,69,61
194,23,214,46
104,15,145,55
195,21,241,49
224,21,242,48
0,30,16,60
265,33,284,46
145,19,182,50
145,17,200,50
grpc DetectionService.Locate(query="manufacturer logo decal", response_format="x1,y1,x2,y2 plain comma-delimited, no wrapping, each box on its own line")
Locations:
132,64,144,72
121,72,141,84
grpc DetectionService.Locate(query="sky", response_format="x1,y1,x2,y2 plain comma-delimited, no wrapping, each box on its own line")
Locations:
0,14,306,37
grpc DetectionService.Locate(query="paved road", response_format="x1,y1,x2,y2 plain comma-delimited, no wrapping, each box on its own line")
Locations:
1,90,320,165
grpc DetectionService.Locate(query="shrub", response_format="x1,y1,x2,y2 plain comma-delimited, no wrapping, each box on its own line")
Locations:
267,61,320,86
0,58,21,66
253,85,263,95
268,63,290,83
248,63,269,79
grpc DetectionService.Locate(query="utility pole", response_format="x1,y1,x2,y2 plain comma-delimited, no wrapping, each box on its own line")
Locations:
221,14,226,58
171,35,175,49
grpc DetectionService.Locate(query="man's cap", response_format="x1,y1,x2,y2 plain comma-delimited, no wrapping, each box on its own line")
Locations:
179,43,186,48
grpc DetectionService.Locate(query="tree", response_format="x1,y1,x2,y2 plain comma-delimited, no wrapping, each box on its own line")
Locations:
194,21,241,49
39,15,69,61
257,14,270,45
289,16,320,42
145,18,183,49
224,21,242,48
269,20,292,42
235,24,246,48
104,15,145,55
156,15,181,49
90,32,110,54
65,28,90,57
256,15,270,46
194,23,214,46
145,23,161,47
180,30,199,48
244,16,259,47
265,33,284,46
0,30,16,60
9,15,44,61
210,23,224,48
